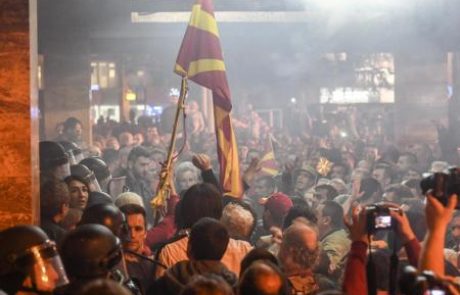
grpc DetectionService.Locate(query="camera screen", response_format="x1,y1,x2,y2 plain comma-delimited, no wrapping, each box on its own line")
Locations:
375,216,392,229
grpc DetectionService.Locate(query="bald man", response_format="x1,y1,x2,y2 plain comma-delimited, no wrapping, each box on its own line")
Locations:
238,261,288,295
278,223,336,294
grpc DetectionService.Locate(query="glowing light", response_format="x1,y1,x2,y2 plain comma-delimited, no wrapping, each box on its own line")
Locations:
126,90,136,101
316,157,333,176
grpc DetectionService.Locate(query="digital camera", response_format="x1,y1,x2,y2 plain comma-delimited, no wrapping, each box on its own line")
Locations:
365,204,400,234
399,266,456,295
420,167,460,209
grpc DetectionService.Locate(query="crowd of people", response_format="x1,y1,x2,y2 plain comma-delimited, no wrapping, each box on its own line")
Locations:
2,96,460,295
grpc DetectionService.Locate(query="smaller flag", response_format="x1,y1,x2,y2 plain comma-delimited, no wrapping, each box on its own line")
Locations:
258,135,279,177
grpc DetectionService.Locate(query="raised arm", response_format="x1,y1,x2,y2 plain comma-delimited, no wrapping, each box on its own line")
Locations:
419,194,457,275
343,205,368,295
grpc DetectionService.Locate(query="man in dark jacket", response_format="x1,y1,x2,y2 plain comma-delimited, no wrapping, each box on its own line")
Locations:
149,218,237,295
124,146,155,226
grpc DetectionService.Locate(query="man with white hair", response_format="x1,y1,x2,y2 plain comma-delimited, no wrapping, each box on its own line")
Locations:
175,161,201,193
220,201,257,241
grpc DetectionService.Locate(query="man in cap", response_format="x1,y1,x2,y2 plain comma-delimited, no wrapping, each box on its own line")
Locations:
256,192,293,255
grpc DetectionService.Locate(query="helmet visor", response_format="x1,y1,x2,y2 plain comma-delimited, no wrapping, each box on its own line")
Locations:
18,241,69,292
74,152,84,163
87,172,102,192
66,150,77,166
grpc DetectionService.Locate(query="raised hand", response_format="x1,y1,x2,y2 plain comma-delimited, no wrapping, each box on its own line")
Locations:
344,205,368,244
425,193,457,232
192,153,212,171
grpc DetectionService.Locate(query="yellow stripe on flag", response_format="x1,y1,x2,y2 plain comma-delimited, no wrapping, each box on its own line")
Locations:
260,152,275,162
189,4,219,37
261,167,278,176
187,59,226,78
215,106,242,197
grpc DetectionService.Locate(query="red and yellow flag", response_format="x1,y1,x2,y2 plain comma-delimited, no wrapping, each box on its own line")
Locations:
175,0,243,197
258,135,279,177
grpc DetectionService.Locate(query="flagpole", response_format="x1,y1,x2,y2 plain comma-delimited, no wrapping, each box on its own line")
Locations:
150,77,188,224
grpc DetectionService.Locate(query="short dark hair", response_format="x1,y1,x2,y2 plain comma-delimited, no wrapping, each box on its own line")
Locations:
40,179,70,218
360,177,382,202
178,183,223,229
119,204,146,227
189,218,229,260
384,184,414,203
321,201,344,228
315,184,339,201
102,149,119,166
64,175,90,191
63,117,82,132
374,164,394,182
283,205,318,230
127,146,152,164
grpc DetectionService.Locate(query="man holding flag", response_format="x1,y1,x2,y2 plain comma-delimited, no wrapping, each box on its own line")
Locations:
153,0,252,280
174,0,243,198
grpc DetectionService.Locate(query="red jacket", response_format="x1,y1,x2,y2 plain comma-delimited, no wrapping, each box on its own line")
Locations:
146,194,179,248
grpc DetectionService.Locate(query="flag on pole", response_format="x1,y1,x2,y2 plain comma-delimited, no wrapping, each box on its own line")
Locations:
174,0,243,197
258,135,279,177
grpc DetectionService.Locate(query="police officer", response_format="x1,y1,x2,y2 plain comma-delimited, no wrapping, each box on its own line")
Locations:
39,141,70,181
70,163,102,193
78,205,141,295
80,157,112,193
59,141,84,165
57,224,127,295
0,225,69,294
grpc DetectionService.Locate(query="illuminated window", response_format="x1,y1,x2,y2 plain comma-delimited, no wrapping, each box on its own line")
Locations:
38,55,44,90
91,61,117,89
